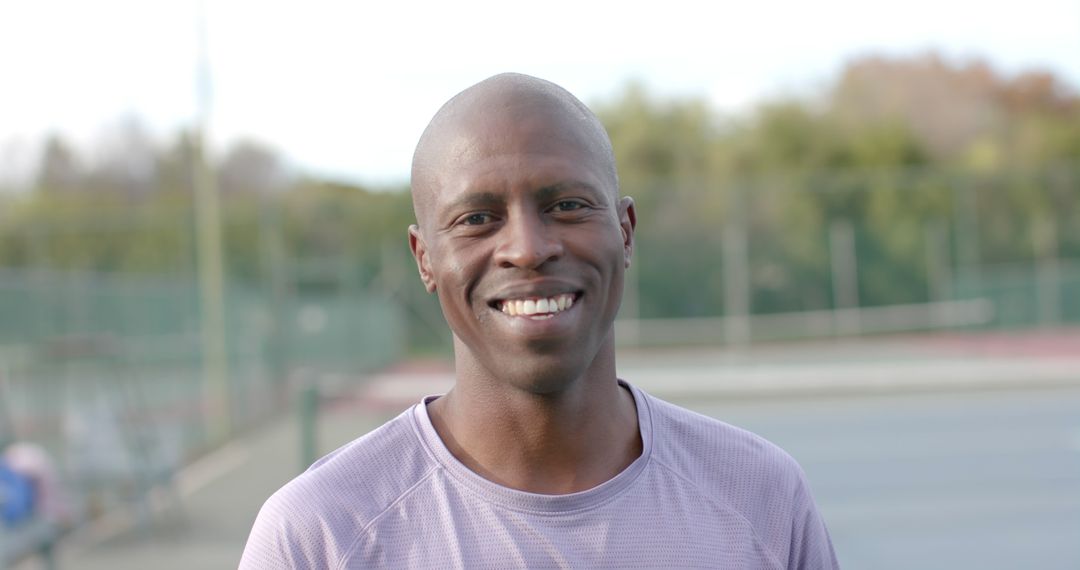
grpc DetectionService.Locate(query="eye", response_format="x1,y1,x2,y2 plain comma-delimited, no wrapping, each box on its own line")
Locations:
551,200,585,212
461,213,493,226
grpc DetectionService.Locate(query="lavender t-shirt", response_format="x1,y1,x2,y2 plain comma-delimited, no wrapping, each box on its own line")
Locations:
240,381,839,569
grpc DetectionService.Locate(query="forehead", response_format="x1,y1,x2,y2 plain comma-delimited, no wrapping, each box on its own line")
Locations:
419,105,613,216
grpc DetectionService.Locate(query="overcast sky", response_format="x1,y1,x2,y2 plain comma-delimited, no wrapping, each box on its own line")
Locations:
2,0,1078,187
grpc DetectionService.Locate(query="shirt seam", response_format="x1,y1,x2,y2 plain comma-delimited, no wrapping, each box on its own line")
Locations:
336,465,441,570
651,456,786,570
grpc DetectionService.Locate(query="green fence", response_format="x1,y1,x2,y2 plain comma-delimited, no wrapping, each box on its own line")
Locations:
0,265,405,522
610,166,1080,345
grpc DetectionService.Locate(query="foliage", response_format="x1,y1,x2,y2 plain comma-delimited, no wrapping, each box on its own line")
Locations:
2,53,1078,326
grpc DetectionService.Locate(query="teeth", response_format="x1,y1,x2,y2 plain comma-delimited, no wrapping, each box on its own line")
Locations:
499,294,575,317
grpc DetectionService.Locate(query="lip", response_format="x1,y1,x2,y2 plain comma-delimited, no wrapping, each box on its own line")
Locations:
484,279,584,309
479,280,585,339
491,293,583,338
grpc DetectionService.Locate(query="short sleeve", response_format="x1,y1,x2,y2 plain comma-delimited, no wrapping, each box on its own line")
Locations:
238,488,338,569
239,494,298,569
787,473,840,570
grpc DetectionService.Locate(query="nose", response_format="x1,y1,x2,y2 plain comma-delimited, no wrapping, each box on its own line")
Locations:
493,211,563,269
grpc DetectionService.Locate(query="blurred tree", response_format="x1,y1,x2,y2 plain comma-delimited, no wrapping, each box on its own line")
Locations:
3,52,1077,328
156,130,199,197
36,135,82,194
219,140,289,196
85,117,159,199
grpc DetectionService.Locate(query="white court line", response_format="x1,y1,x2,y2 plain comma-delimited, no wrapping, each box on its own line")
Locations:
59,440,251,551
175,440,250,497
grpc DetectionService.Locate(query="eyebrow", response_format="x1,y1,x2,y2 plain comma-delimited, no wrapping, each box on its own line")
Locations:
441,180,606,221
535,180,604,202
443,191,502,215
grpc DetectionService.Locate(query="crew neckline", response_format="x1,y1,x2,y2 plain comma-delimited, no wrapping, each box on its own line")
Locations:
410,379,653,515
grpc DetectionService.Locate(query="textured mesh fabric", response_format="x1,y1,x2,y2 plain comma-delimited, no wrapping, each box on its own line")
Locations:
239,381,839,569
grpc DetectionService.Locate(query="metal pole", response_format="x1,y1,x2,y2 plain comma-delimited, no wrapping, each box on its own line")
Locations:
829,219,860,336
1033,216,1061,326
721,184,750,345
953,179,982,297
299,381,319,471
193,0,230,442
924,219,953,328
721,223,750,345
259,194,288,399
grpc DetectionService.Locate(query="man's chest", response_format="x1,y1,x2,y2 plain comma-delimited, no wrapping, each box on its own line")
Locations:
342,470,784,569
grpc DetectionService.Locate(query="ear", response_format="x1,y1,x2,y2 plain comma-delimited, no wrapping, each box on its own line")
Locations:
408,225,437,293
618,196,636,268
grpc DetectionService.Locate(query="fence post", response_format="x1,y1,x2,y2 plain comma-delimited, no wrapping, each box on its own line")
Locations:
193,0,230,444
953,179,983,298
924,219,953,326
298,381,319,471
1033,216,1062,326
259,193,289,403
722,185,750,345
829,219,860,336
722,224,750,345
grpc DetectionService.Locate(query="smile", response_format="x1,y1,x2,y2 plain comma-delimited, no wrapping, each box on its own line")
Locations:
496,293,576,319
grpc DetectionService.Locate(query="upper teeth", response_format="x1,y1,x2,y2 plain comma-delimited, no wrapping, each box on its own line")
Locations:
500,294,575,317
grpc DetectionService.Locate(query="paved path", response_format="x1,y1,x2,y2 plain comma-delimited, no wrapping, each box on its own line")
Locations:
356,332,1080,407
30,405,396,570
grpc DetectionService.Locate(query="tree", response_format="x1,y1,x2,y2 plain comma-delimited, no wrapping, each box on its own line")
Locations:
36,134,82,194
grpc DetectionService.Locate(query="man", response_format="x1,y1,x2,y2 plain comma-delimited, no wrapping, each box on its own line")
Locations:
240,73,839,569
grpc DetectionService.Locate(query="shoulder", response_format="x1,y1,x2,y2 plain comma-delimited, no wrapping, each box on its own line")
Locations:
240,407,439,569
644,392,804,489
640,391,839,569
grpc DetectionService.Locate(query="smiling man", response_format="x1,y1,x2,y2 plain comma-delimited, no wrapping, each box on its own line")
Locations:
240,73,839,569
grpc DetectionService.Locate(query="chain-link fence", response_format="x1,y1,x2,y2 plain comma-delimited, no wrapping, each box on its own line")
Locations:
615,166,1080,345
0,262,406,531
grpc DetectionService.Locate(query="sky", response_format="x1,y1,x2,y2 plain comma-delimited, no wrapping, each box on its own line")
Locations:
2,0,1078,188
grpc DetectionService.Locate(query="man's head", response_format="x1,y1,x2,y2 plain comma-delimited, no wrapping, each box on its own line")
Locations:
408,73,635,394
411,74,619,220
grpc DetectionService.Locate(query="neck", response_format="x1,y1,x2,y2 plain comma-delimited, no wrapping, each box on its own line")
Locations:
427,341,641,494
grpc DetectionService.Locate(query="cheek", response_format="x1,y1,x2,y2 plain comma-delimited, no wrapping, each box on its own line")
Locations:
431,249,485,311
580,226,627,265
445,256,472,278
429,243,473,285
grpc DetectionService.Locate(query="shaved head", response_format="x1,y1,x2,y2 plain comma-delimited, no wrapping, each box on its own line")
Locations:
410,73,618,228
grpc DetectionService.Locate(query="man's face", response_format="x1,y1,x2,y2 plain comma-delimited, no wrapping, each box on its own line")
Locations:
410,105,635,394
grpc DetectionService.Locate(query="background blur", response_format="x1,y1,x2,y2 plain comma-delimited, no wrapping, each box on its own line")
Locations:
1,1,1078,568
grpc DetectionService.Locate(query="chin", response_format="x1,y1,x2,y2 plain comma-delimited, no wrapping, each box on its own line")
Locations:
498,353,593,396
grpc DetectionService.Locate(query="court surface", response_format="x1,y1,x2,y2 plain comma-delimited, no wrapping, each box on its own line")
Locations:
31,331,1080,569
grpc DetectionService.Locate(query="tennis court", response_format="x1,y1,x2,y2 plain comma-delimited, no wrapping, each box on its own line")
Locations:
23,328,1079,570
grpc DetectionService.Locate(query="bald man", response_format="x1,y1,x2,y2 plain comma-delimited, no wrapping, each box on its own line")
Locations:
240,74,839,569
